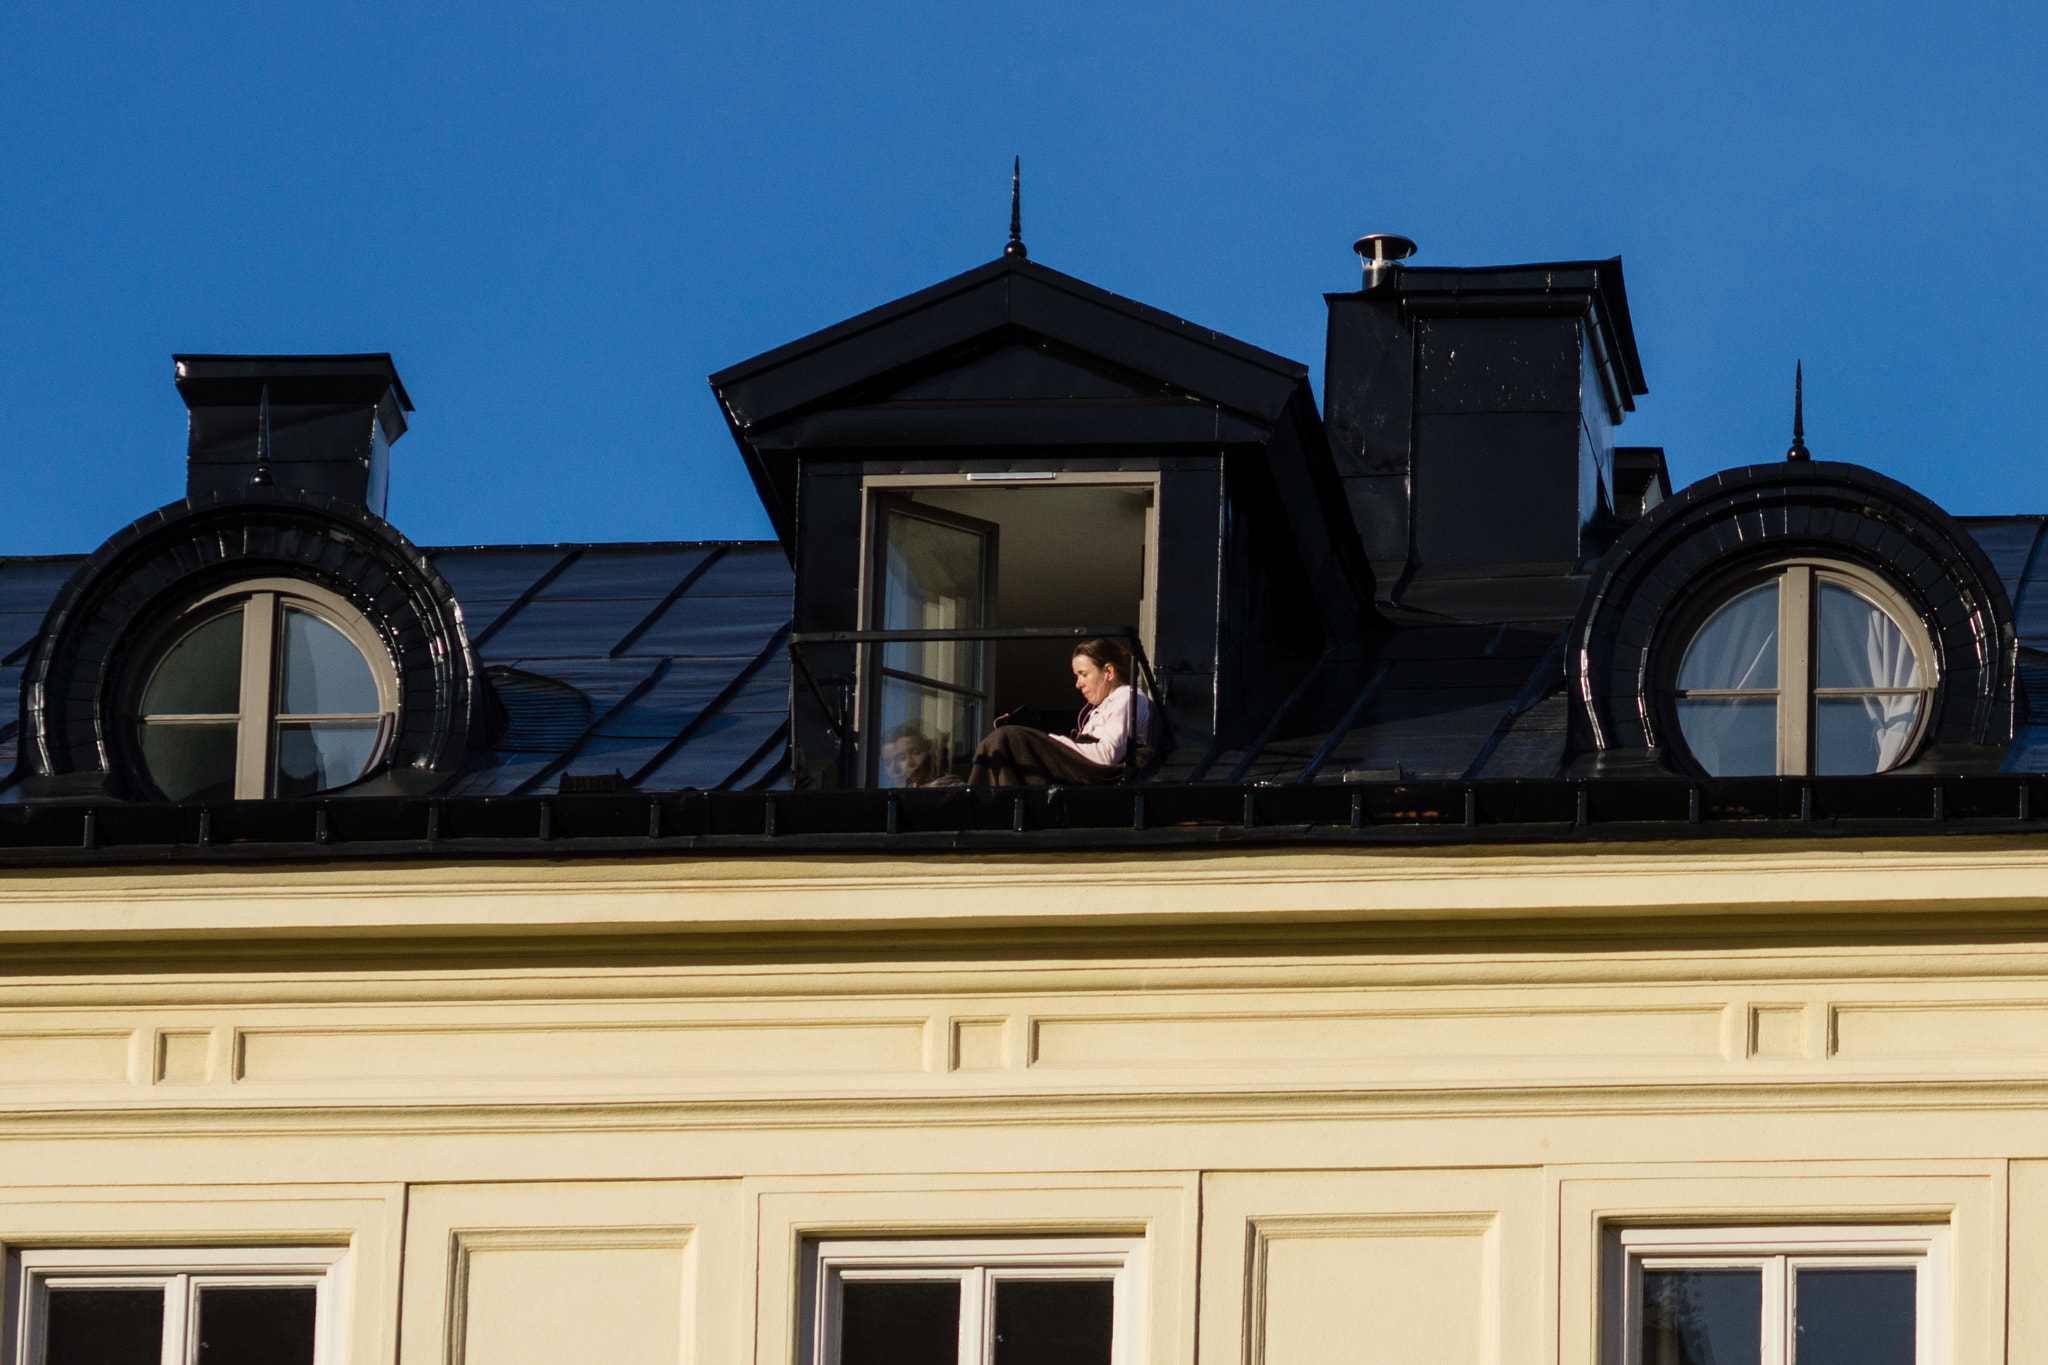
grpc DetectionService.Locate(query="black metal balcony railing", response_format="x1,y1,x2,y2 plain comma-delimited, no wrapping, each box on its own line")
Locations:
787,626,1172,788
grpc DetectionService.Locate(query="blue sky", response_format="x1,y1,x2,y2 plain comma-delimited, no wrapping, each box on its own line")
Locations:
2,1,2043,553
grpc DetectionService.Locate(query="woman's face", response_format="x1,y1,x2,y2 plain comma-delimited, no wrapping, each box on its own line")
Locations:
1072,654,1118,707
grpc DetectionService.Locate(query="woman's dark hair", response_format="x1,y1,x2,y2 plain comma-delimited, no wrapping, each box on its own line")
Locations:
1072,636,1132,683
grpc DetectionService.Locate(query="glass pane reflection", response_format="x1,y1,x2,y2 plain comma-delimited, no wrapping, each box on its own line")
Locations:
44,1287,165,1365
877,677,976,787
993,1279,1114,1365
275,721,382,797
839,1279,960,1365
140,721,238,802
1641,1268,1761,1365
1816,584,1920,689
195,1285,318,1365
1678,584,1778,691
1816,695,1923,775
1676,697,1777,777
280,609,380,715
1793,1267,1915,1365
142,610,243,716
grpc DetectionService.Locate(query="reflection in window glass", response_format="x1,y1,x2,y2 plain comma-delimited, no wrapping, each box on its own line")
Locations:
138,722,239,803
44,1287,166,1365
1793,1268,1915,1365
876,507,990,786
141,610,243,716
195,1285,319,1365
839,1279,961,1365
275,722,383,798
1641,1268,1762,1365
279,609,381,716
992,1279,1114,1365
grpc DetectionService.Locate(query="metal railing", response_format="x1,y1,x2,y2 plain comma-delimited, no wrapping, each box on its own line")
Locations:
787,626,1172,788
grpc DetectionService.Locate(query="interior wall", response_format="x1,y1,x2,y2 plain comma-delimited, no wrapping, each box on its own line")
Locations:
910,485,1149,718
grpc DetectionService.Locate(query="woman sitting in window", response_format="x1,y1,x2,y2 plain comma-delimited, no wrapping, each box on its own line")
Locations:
967,638,1152,787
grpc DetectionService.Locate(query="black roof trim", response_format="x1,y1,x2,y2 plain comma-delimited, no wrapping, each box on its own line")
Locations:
2,776,2042,867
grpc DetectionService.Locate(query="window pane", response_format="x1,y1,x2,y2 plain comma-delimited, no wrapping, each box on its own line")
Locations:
279,608,380,715
1676,696,1777,776
1793,1267,1915,1365
1816,695,1923,775
141,610,243,716
1677,584,1778,691
878,509,987,703
877,677,977,787
140,721,238,802
839,1279,960,1365
1816,584,1921,689
274,721,382,797
195,1285,318,1365
993,1279,1114,1365
44,1286,165,1365
1641,1268,1761,1365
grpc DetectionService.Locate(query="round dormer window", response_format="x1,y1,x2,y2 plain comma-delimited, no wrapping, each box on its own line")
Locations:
1668,562,1935,777
128,580,398,801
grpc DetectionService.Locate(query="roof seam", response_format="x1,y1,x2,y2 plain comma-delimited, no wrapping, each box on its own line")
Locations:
625,621,792,789
467,548,585,653
609,546,729,659
506,656,674,797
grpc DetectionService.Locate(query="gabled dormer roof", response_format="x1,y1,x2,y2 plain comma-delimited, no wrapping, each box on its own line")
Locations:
709,254,1327,545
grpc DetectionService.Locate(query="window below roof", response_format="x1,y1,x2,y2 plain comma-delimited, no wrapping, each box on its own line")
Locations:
1667,562,1934,777
808,1236,1137,1365
127,580,397,801
12,1244,346,1365
1614,1224,1943,1365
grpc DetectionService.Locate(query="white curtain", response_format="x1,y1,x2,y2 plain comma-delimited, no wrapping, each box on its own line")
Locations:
1817,585,1921,770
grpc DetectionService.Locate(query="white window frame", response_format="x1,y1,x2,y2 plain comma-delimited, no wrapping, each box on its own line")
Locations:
129,577,399,800
1667,558,1937,776
1611,1224,1948,1365
7,1245,349,1365
806,1235,1143,1365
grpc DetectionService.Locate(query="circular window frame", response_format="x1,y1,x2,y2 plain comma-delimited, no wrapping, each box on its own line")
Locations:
120,577,401,801
1658,556,1938,777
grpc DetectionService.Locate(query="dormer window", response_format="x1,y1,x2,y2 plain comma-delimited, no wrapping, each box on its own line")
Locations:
862,475,1157,786
1669,562,1934,777
129,580,397,801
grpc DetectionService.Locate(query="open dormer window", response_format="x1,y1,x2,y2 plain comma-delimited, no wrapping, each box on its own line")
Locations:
861,475,1157,787
129,580,397,801
1669,562,1935,777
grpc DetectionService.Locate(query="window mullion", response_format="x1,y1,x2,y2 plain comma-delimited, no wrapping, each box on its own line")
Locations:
1779,568,1813,776
233,594,278,800
963,1266,988,1365
164,1272,190,1365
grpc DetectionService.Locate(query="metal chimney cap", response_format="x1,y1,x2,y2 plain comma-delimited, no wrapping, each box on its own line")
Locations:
1352,233,1418,264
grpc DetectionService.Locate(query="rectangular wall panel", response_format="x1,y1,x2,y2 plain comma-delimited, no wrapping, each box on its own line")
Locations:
0,1031,132,1085
1033,1008,1722,1069
237,1021,924,1083
456,1235,687,1365
1833,1003,2048,1058
1251,1216,1493,1365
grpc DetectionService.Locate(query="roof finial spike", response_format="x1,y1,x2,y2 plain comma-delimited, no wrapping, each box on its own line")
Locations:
1004,156,1027,259
1787,361,1810,462
251,384,275,487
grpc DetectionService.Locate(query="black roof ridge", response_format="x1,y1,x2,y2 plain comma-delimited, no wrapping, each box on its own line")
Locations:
708,253,1310,391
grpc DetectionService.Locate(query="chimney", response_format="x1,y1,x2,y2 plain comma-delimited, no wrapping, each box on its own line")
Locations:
173,354,413,518
1323,249,1647,618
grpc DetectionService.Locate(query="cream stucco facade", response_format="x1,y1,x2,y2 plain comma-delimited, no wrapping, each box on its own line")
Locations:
0,842,2044,1362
